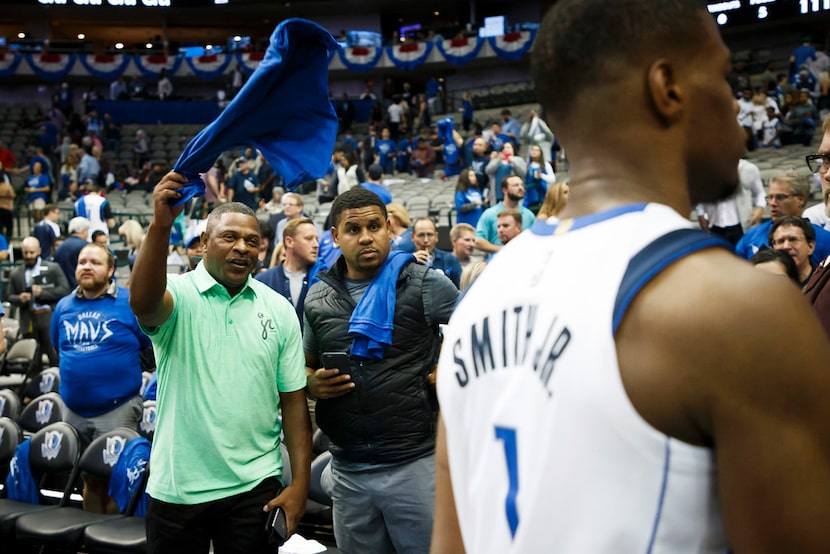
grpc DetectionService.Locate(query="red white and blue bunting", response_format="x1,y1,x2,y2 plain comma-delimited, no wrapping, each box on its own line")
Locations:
185,53,232,80
24,52,77,80
488,30,536,61
0,51,22,79
436,37,483,66
5,33,539,80
133,53,184,79
337,45,383,72
79,54,132,81
386,41,433,70
236,51,265,74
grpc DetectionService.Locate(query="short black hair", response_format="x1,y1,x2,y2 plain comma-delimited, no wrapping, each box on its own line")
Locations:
750,248,800,284
205,202,257,236
531,0,709,126
768,215,816,245
330,187,387,229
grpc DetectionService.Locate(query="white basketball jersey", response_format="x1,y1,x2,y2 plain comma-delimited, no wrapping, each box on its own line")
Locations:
438,203,728,553
76,194,109,239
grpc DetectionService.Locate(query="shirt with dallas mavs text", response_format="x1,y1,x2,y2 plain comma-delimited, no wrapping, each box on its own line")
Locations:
51,283,151,417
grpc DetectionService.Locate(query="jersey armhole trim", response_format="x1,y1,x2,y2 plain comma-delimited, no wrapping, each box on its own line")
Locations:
530,203,648,237
613,229,730,335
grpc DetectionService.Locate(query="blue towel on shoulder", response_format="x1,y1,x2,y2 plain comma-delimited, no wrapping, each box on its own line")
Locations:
349,250,414,359
6,439,39,504
171,18,339,205
108,436,151,517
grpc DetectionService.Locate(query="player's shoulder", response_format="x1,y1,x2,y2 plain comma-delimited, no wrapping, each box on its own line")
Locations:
642,247,798,333
616,246,827,444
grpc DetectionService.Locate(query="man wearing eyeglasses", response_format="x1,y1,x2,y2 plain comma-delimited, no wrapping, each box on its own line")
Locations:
804,135,830,230
735,172,830,267
801,115,830,339
770,215,817,286
273,193,310,246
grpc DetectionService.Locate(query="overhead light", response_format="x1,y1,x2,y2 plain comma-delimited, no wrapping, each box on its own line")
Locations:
206,44,213,50
17,32,25,39
434,11,440,16
233,35,241,42
146,42,153,49
214,0,229,4
77,33,85,40
115,42,124,50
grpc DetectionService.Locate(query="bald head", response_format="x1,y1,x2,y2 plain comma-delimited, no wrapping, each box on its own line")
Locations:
21,237,42,267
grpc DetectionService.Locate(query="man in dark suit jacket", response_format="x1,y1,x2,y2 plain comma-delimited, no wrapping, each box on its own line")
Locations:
33,204,62,260
255,217,319,328
53,216,90,289
8,236,70,368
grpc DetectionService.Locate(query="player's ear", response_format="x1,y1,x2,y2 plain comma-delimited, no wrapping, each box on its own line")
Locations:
647,59,683,124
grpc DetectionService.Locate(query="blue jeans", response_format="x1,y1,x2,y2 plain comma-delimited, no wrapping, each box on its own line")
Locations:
322,454,435,554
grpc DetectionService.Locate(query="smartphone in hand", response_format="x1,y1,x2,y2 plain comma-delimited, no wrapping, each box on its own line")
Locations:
265,506,288,547
321,351,351,375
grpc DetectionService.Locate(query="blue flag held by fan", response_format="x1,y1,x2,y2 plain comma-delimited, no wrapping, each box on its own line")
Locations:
437,117,461,177
171,19,339,205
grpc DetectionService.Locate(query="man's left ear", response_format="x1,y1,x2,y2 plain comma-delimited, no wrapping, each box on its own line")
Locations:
647,59,684,124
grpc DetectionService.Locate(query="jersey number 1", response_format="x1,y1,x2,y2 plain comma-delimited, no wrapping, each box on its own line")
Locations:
495,426,519,538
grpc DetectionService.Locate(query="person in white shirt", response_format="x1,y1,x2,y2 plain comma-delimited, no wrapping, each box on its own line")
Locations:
387,98,404,142
737,87,756,150
697,158,766,246
74,182,115,241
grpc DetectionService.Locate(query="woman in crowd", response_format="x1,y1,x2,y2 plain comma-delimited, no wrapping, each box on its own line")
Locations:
750,248,800,285
59,152,80,201
524,144,556,214
118,219,146,271
520,109,555,164
269,241,286,268
485,141,527,204
334,150,363,195
537,182,570,221
454,168,487,228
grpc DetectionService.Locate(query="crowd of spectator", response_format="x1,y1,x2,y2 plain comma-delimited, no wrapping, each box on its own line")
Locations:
6,35,830,554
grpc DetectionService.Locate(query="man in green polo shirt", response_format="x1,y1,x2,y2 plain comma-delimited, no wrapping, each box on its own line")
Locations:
130,171,312,553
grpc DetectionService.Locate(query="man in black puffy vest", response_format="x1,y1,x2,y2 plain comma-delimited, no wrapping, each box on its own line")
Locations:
304,186,458,554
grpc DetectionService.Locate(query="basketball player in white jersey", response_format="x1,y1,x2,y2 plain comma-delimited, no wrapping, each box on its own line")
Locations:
431,1,830,552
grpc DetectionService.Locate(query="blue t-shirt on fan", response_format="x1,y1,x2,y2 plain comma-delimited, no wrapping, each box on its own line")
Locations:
51,287,151,417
